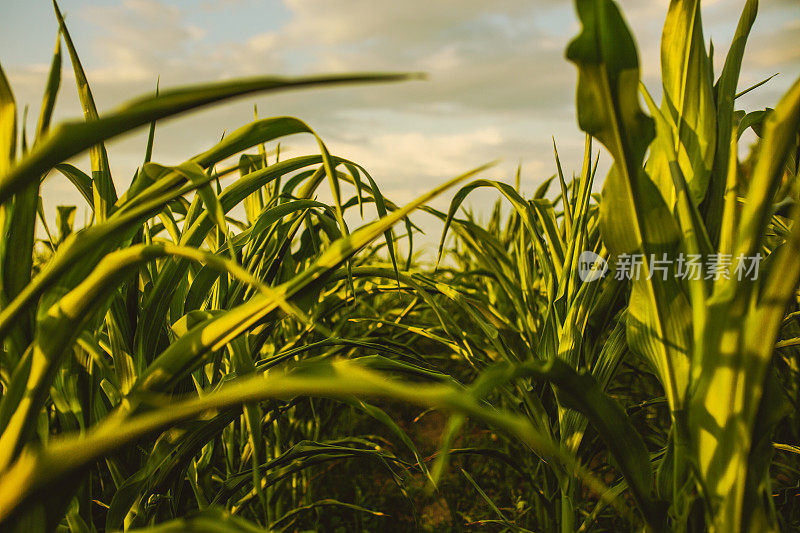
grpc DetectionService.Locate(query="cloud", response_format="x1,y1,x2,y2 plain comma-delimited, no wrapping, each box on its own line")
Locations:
746,19,800,69
5,0,799,239
334,127,505,180
278,0,546,49
81,0,208,83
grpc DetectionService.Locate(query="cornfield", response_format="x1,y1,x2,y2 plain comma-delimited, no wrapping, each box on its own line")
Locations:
0,0,798,531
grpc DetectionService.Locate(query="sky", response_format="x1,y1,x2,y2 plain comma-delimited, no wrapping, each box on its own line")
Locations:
1,0,798,247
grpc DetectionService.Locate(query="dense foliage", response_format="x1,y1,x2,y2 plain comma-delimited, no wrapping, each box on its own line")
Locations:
0,0,798,531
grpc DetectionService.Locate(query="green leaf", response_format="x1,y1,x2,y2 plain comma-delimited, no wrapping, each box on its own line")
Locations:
478,359,666,529
53,0,117,221
0,73,416,206
0,62,36,361
691,77,800,532
703,0,757,244
0,63,16,176
645,0,716,208
34,33,61,142
0,360,614,528
567,0,691,415
135,163,492,394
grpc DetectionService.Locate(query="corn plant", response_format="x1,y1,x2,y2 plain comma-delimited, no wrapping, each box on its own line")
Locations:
566,0,800,530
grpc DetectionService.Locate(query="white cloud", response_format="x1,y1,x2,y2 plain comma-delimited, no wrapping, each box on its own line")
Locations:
278,0,543,48
4,0,798,242
334,127,504,180
419,45,462,71
747,20,800,69
80,0,205,83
